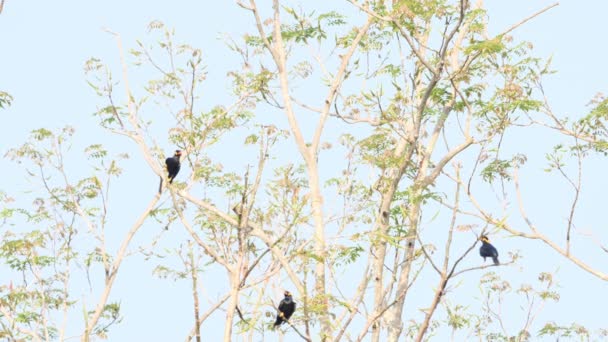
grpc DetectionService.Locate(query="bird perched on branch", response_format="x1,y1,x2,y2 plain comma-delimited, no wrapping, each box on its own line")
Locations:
274,290,296,327
479,235,499,265
159,149,182,193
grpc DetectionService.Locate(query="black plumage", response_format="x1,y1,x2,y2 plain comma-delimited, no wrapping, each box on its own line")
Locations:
159,150,182,193
274,291,296,327
479,235,499,265
166,150,182,182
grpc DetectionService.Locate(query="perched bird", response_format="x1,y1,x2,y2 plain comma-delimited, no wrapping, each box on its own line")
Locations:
274,291,296,327
479,235,499,265
159,150,182,193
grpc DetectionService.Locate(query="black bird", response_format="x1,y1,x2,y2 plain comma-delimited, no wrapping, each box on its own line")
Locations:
159,150,182,193
274,290,296,327
479,235,499,265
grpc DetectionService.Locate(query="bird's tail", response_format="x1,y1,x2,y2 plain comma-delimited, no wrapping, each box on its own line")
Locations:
158,176,163,194
273,317,283,327
492,256,499,265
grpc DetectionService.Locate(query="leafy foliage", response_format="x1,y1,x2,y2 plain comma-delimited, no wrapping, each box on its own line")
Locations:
2,1,607,341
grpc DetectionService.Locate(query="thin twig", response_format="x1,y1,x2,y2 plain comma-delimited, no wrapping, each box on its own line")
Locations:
501,2,559,36
281,318,312,342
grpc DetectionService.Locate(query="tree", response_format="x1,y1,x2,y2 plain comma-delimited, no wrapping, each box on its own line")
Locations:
2,1,608,341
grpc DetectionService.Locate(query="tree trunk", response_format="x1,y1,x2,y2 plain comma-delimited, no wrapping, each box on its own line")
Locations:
386,203,421,341
223,273,240,341
370,139,413,342
308,162,331,340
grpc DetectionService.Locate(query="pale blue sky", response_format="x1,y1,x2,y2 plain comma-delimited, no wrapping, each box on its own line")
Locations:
1,1,607,341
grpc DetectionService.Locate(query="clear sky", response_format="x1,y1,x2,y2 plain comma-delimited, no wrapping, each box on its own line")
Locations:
1,1,607,341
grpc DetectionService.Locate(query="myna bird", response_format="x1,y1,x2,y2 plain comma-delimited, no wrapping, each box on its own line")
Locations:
479,235,499,265
274,290,296,327
159,150,182,193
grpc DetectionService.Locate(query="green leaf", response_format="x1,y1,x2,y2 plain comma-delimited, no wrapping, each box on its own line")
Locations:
465,37,505,55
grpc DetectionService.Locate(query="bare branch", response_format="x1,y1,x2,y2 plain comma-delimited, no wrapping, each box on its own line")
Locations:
84,195,161,340
311,17,373,153
500,2,559,37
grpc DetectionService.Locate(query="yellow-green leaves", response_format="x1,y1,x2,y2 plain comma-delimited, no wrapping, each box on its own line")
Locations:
464,37,505,56
0,91,13,109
